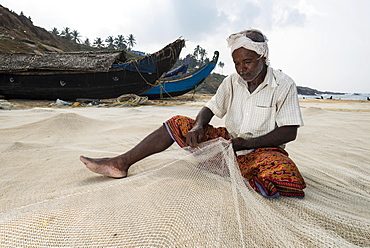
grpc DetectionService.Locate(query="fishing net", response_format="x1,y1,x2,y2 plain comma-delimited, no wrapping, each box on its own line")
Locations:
0,137,369,247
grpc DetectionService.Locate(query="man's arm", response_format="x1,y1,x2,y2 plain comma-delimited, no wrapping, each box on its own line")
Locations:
231,125,298,151
186,106,214,147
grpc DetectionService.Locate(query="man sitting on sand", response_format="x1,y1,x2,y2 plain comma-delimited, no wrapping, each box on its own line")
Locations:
80,29,306,198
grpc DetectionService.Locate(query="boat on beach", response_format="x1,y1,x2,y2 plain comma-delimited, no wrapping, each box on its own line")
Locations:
0,39,185,100
141,51,219,99
163,55,190,77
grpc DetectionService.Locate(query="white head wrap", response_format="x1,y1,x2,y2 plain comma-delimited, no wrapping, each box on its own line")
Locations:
227,29,269,65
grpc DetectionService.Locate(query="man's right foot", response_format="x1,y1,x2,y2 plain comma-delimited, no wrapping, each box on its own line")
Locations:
79,156,128,178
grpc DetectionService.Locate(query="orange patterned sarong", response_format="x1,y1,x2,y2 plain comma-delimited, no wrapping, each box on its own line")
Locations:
164,115,306,198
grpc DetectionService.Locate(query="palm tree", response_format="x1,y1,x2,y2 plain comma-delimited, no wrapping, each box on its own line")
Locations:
71,30,81,43
189,54,198,69
105,36,115,49
61,27,71,40
83,38,91,47
93,37,104,49
50,27,59,36
193,45,201,59
199,48,207,63
114,35,127,50
218,61,225,74
127,34,136,50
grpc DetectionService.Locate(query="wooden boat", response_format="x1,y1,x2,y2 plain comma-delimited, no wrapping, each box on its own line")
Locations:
141,51,219,99
163,55,190,77
0,39,185,100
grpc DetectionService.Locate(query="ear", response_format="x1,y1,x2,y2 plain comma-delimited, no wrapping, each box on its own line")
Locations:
262,57,267,65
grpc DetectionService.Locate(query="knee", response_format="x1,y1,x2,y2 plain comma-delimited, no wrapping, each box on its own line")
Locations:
167,115,191,123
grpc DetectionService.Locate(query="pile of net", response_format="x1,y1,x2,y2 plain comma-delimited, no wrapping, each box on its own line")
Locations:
0,138,369,247
114,94,150,107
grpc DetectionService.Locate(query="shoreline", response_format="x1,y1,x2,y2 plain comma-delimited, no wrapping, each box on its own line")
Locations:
1,94,369,111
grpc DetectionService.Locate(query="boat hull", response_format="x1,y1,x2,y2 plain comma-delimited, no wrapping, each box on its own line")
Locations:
0,39,185,100
141,51,219,99
0,69,157,100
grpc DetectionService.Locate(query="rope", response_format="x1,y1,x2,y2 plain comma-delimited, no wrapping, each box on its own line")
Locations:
158,82,175,99
132,61,158,87
134,44,179,88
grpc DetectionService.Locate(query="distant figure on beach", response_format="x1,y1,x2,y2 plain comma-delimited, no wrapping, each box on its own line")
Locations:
80,29,306,198
367,97,370,101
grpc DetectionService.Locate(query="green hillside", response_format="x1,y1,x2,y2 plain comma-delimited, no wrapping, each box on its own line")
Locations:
0,5,96,53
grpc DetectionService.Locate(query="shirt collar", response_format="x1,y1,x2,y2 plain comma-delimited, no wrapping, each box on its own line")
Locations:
264,67,278,88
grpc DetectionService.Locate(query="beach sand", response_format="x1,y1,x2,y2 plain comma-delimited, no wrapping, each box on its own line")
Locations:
1,96,369,246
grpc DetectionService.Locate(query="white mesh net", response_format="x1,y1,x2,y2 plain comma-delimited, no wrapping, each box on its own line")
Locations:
1,137,369,247
1,106,370,248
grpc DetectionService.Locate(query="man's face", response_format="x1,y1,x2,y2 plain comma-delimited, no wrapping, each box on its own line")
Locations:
232,47,265,82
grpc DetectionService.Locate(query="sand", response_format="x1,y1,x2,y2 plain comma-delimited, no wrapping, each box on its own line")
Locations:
1,97,369,246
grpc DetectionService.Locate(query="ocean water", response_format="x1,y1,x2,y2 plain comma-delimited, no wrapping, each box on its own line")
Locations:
299,93,370,101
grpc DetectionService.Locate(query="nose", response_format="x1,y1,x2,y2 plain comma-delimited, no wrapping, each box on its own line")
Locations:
235,64,246,74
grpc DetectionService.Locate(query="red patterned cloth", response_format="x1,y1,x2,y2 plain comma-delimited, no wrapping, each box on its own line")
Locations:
164,115,306,198
236,148,306,197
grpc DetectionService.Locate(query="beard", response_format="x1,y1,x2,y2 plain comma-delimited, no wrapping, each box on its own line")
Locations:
239,64,265,82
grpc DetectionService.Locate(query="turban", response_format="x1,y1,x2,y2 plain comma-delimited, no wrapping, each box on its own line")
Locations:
227,29,270,65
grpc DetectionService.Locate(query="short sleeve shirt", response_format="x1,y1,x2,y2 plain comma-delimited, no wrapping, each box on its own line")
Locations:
205,67,304,141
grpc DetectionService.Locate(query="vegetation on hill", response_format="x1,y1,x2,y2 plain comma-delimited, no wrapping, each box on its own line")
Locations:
49,27,137,52
0,5,139,61
197,73,226,94
173,45,224,74
296,86,344,96
0,5,96,53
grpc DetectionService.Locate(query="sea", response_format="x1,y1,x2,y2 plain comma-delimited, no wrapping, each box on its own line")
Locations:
299,93,370,101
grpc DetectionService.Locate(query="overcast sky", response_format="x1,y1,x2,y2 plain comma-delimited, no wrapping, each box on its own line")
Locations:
3,0,370,93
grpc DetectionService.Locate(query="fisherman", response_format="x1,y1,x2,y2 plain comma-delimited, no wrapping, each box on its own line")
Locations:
80,29,306,198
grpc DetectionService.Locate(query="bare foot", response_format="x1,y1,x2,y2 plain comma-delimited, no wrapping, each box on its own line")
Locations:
79,155,128,178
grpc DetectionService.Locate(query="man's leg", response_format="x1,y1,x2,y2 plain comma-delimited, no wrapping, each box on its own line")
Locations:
165,115,228,148
237,148,306,197
80,124,174,178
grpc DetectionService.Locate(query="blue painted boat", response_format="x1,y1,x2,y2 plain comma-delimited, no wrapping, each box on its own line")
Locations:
164,55,190,77
141,51,219,99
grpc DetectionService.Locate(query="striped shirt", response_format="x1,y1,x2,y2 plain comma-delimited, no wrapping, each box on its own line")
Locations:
205,66,303,142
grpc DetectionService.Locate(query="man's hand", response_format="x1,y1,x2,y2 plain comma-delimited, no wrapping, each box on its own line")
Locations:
230,125,299,152
186,125,204,147
185,106,214,147
230,137,248,152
